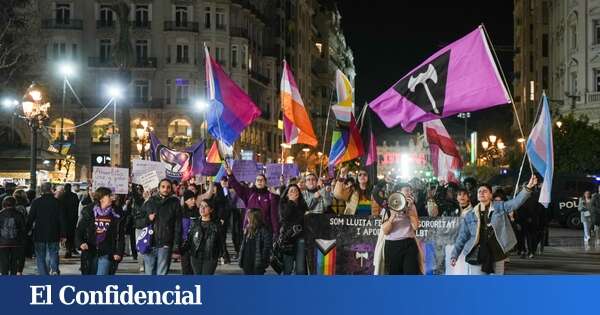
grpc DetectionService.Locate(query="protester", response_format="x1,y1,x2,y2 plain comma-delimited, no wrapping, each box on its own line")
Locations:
13,189,33,261
225,164,280,239
334,167,379,216
130,184,147,272
180,190,198,275
302,173,333,214
450,176,538,275
377,183,420,275
27,182,66,275
514,182,543,258
76,187,125,275
425,184,439,217
187,198,223,275
463,177,479,207
277,184,308,275
590,185,600,235
0,183,16,201
221,177,243,259
0,197,27,275
141,179,182,275
59,183,80,259
239,209,272,275
445,187,473,275
578,191,593,243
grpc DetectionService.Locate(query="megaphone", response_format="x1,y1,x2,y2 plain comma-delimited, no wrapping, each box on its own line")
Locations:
387,192,407,213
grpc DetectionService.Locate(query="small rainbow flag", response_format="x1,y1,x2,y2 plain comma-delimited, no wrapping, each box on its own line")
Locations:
315,239,336,275
206,141,222,163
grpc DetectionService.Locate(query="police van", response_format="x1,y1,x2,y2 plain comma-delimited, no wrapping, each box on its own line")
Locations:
551,175,598,229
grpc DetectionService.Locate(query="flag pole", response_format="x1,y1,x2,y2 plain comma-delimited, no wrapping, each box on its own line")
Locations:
280,59,286,176
513,94,544,197
481,24,534,175
319,85,336,178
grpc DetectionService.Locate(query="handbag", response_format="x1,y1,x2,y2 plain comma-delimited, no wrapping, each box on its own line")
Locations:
276,224,303,255
135,225,154,254
465,244,480,265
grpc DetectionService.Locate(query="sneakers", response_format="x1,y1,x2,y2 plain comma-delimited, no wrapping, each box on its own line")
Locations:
528,253,534,259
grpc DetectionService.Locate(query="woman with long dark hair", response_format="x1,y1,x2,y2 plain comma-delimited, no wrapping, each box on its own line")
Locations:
278,184,308,275
76,187,125,275
333,167,379,216
239,209,272,275
187,198,222,275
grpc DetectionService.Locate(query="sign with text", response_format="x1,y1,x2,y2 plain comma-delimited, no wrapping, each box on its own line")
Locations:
232,160,258,183
265,163,299,187
132,160,166,184
92,167,129,194
139,171,160,192
304,214,460,275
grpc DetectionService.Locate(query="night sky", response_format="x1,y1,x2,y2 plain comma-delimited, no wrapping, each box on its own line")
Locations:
337,1,515,142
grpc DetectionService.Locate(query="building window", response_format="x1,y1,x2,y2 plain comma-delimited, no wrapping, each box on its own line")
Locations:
542,34,548,57
571,73,578,94
205,7,211,29
135,5,149,27
542,66,549,90
216,47,225,64
175,79,190,104
570,24,577,49
100,39,111,61
175,6,188,27
168,119,192,149
55,3,70,24
595,70,600,92
594,20,600,45
49,118,76,143
72,43,78,59
231,45,238,67
529,53,533,73
134,80,150,103
52,42,67,59
176,44,189,63
241,45,247,69
216,8,225,29
91,118,114,144
165,79,172,104
99,5,114,27
135,40,148,60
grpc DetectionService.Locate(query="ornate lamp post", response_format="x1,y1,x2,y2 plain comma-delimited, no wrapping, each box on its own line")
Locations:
22,82,51,192
480,135,505,166
134,119,152,159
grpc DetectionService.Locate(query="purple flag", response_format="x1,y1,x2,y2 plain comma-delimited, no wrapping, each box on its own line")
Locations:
149,133,205,182
369,26,510,132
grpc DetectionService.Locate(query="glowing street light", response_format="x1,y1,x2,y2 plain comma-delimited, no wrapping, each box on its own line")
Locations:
58,61,76,78
556,121,563,128
194,99,209,112
107,84,123,99
517,138,526,143
1,98,19,109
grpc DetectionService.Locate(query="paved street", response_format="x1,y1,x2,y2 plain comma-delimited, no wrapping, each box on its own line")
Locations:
21,226,600,275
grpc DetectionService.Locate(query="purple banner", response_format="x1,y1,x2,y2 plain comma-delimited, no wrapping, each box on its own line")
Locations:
150,133,205,182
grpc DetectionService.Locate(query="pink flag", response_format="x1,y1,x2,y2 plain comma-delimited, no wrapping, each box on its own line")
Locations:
369,26,510,132
423,120,462,184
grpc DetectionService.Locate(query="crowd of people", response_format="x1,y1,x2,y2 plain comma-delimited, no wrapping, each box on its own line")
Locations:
0,164,561,276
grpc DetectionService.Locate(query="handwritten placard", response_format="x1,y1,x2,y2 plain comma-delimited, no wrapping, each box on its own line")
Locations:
139,171,160,192
265,163,300,187
92,167,129,194
132,160,166,184
232,160,258,183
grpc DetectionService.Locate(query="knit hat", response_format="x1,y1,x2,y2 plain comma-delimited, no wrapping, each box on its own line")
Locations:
183,190,196,201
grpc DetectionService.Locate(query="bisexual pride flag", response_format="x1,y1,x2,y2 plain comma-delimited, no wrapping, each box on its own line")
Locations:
526,94,554,207
205,46,261,146
369,26,510,132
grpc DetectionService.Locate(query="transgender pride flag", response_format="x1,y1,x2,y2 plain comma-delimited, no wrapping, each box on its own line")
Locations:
205,46,261,146
526,94,554,207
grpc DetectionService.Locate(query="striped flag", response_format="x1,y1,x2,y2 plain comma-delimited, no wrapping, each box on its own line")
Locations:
206,141,222,163
281,60,318,147
332,69,354,123
328,117,364,166
526,94,554,207
423,119,463,184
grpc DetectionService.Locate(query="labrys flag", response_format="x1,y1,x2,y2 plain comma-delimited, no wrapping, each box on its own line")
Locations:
369,26,510,132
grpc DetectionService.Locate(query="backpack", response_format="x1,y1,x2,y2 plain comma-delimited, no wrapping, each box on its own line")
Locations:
0,212,18,241
135,225,154,254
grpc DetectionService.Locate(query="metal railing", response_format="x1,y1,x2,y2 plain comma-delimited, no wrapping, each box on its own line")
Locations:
134,57,157,68
88,57,114,67
41,19,83,30
164,21,199,32
587,92,600,103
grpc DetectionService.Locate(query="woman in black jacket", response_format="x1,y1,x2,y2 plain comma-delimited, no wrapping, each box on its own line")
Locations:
187,198,223,275
239,209,272,275
278,184,308,275
76,187,125,275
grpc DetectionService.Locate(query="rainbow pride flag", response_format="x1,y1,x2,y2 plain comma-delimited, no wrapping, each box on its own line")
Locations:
315,239,336,275
328,117,364,166
206,141,222,163
205,46,261,146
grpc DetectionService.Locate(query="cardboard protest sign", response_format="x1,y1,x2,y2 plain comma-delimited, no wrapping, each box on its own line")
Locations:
265,163,300,187
231,160,258,183
132,160,165,184
92,167,129,194
139,171,160,192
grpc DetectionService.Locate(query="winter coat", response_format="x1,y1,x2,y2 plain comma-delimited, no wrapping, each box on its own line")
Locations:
131,195,148,230
188,219,222,261
141,194,182,250
451,189,532,260
239,226,272,273
333,180,380,216
60,191,80,230
75,204,125,257
0,207,27,247
228,174,280,235
27,193,67,242
279,197,308,237
302,187,333,214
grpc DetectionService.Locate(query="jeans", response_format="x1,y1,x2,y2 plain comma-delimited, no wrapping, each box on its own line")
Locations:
231,209,243,253
466,259,505,275
283,238,306,275
96,255,112,275
34,242,60,275
144,246,172,275
582,214,592,242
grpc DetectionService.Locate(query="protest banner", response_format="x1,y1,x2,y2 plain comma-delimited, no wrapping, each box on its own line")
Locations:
92,166,129,194
138,171,160,192
265,163,299,187
304,214,459,275
131,160,165,184
232,160,258,183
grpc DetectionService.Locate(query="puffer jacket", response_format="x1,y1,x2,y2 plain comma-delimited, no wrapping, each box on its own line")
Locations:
187,218,222,260
141,194,182,250
451,188,532,260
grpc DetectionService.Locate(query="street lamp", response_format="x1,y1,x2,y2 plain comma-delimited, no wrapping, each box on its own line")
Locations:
480,135,505,166
22,82,50,192
57,61,77,175
556,121,563,128
134,119,153,159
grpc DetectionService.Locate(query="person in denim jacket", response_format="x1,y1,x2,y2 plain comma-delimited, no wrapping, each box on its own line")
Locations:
450,176,538,275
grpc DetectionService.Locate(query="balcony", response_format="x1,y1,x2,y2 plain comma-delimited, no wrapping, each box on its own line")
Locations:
216,24,227,31
132,98,163,108
132,20,152,30
134,57,157,68
42,19,83,30
250,70,270,85
96,20,115,29
88,57,115,68
587,92,600,103
164,21,199,32
231,27,248,38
